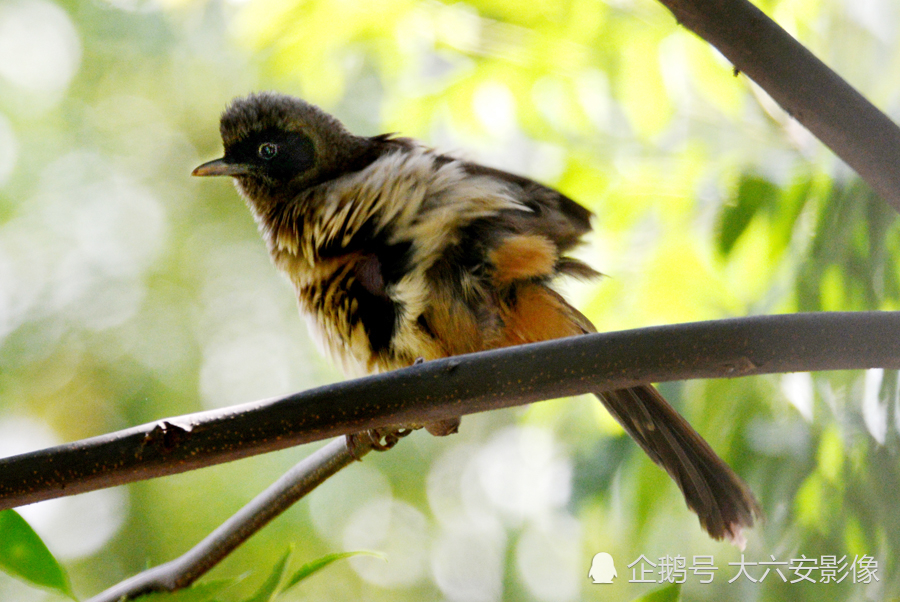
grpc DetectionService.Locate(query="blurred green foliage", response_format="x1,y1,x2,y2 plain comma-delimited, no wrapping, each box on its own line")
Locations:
0,510,74,599
0,0,899,600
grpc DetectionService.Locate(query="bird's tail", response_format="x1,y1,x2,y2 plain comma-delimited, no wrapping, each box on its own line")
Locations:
596,385,761,546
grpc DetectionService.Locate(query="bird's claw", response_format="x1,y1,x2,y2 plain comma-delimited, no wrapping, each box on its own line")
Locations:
346,427,412,460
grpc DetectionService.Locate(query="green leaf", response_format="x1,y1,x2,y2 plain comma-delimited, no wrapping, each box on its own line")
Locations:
717,174,778,256
281,550,384,593
767,174,812,261
240,547,292,602
630,582,682,602
0,509,75,600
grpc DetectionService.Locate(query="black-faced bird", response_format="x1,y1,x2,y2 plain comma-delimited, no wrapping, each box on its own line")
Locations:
193,92,761,544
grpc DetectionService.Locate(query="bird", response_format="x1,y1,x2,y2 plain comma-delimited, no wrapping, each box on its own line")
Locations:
193,91,761,544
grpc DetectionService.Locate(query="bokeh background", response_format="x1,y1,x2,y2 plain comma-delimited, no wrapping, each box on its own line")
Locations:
1,0,900,600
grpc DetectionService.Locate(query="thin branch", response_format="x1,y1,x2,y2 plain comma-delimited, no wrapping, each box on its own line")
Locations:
2,311,899,510
655,0,900,212
85,436,373,602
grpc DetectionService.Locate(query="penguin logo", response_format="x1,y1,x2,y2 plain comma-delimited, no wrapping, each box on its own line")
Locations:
588,552,617,583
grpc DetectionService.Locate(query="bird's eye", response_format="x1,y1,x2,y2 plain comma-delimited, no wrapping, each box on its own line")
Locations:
258,142,278,160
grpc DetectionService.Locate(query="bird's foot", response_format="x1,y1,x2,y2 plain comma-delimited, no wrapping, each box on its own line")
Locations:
346,427,413,461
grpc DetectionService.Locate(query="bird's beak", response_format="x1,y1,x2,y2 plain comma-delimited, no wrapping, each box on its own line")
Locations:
192,158,249,177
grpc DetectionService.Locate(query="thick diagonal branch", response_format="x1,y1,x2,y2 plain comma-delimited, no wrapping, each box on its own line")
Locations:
656,0,900,211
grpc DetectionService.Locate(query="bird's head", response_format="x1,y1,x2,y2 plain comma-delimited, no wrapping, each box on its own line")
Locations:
192,92,366,199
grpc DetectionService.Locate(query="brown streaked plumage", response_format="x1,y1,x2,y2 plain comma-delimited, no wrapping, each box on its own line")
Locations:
193,91,761,544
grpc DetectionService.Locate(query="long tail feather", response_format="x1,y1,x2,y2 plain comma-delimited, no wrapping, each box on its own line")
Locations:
597,385,761,545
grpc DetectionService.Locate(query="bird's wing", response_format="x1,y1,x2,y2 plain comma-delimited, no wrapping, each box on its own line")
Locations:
460,161,594,252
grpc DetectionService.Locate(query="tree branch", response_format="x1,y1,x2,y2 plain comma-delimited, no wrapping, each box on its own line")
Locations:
1,311,899,511
84,436,374,602
656,0,900,212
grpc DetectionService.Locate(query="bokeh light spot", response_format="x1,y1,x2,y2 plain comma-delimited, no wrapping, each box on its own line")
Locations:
432,520,505,602
476,426,572,525
344,498,429,587
0,0,81,94
515,516,582,602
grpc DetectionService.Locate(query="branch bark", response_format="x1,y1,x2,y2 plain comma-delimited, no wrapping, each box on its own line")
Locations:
84,436,373,602
2,311,899,511
656,0,900,212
